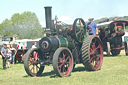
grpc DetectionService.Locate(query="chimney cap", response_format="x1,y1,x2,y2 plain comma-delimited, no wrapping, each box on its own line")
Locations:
44,6,52,8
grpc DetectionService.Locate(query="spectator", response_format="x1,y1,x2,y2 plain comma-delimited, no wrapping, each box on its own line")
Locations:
17,42,22,49
32,42,37,48
22,43,26,49
9,37,15,45
1,43,7,70
10,44,17,67
6,45,12,68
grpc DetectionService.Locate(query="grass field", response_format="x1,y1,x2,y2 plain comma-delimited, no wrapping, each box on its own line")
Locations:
0,50,128,85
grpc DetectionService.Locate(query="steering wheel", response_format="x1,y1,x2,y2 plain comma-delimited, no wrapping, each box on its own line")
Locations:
86,25,92,32
72,18,86,43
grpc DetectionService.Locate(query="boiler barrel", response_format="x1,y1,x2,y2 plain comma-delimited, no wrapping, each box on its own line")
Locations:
39,37,74,52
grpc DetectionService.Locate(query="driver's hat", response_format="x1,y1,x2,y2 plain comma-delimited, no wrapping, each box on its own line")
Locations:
88,17,94,21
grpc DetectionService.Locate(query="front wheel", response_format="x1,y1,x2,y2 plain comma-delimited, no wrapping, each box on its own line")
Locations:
53,47,73,77
24,48,45,77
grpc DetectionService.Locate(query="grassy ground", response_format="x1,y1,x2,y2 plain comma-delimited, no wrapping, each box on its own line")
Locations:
0,50,128,85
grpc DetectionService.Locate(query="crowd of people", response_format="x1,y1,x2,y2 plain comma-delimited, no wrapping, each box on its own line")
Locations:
0,37,37,70
1,43,17,69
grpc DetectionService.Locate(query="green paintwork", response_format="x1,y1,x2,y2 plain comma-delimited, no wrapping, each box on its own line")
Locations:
58,37,75,49
59,38,67,47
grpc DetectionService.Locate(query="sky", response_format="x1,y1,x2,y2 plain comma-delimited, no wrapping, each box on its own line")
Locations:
0,0,128,26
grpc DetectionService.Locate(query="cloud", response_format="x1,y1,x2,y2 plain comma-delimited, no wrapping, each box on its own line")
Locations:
117,14,126,17
58,16,74,24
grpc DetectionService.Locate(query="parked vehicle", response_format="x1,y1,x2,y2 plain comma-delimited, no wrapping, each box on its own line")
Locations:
97,20,128,56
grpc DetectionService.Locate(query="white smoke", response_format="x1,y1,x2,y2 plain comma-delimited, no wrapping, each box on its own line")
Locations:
40,21,46,27
40,16,74,27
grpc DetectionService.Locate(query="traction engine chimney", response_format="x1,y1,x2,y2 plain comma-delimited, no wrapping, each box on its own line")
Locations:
44,6,52,31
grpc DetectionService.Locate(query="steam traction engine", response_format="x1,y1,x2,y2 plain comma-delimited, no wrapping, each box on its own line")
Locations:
24,6,103,77
98,20,128,56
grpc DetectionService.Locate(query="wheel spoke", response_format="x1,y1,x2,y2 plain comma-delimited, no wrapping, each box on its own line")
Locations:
76,30,81,35
96,54,102,59
66,56,70,61
90,56,94,62
30,59,35,65
63,66,65,73
63,53,66,59
30,65,35,72
36,65,38,73
95,60,98,64
67,62,70,64
58,57,63,62
36,64,40,69
90,50,94,55
28,57,32,63
68,57,71,63
79,32,82,41
95,45,100,51
33,65,35,74
29,63,32,66
94,57,100,67
30,53,38,74
76,25,81,29
92,43,96,49
90,48,93,52
94,39,96,44
28,59,32,64
58,63,63,68
91,59,94,65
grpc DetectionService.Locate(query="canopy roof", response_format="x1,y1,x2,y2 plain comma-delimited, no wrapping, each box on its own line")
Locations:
97,20,128,28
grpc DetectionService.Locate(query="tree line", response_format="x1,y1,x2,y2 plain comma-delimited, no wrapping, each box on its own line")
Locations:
0,11,44,39
94,16,128,24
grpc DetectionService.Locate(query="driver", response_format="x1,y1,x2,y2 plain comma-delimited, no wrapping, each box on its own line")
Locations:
116,26,125,36
87,18,98,35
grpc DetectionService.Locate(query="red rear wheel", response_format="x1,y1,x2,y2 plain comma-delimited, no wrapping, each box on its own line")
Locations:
82,35,103,71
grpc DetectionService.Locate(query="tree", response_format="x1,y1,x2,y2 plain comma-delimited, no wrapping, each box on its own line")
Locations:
0,19,14,36
10,11,43,39
0,11,43,39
